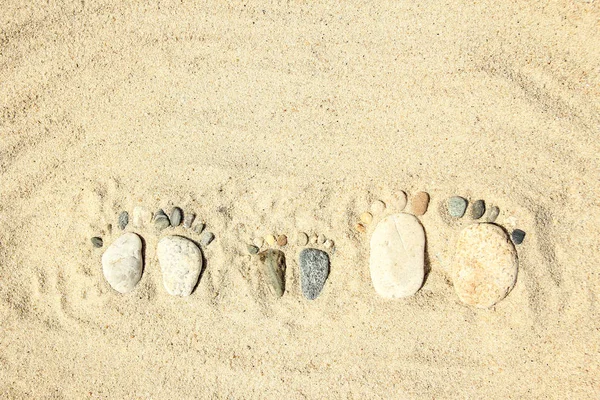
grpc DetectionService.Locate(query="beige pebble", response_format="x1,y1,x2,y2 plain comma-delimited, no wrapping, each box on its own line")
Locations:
393,191,408,211
324,239,334,249
412,191,430,216
370,200,386,214
310,233,318,244
296,232,309,246
360,212,374,224
355,223,366,233
277,234,288,246
253,237,264,248
317,234,326,245
264,234,276,246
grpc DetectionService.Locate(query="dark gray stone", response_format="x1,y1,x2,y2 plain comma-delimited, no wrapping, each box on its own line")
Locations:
299,248,330,300
247,244,259,254
118,211,129,230
487,206,500,222
170,207,183,227
471,200,486,219
154,209,170,230
200,231,215,246
447,196,468,218
91,237,103,248
258,249,286,297
512,229,526,245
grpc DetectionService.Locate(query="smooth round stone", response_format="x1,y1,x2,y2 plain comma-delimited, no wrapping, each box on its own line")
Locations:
317,234,326,245
193,221,205,234
299,248,330,300
247,244,259,254
157,236,203,296
370,200,386,214
324,239,334,249
264,234,276,247
451,223,518,308
200,231,215,246
447,196,468,218
132,206,152,228
253,237,264,248
258,249,286,297
118,211,129,230
309,233,318,244
487,206,500,222
154,210,170,230
360,212,373,224
296,232,309,246
512,229,526,245
412,192,430,216
369,213,425,298
170,207,183,227
91,237,103,248
277,234,287,246
102,232,143,294
392,191,408,211
183,212,196,229
471,200,486,220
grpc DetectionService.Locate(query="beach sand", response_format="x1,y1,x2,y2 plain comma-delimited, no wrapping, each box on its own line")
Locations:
1,0,599,398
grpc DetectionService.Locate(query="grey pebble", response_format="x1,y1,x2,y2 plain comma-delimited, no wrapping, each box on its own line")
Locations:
512,229,526,245
258,249,286,297
91,237,103,248
447,196,468,218
170,207,183,227
183,213,196,229
247,244,259,255
299,248,330,300
487,206,500,222
193,222,205,235
200,231,215,246
471,200,486,220
118,211,129,230
154,209,170,230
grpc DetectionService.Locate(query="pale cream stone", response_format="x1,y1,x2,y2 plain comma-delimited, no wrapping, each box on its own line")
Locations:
157,236,203,296
132,206,152,228
102,233,143,294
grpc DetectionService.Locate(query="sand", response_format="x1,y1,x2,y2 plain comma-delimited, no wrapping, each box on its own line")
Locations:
1,0,599,398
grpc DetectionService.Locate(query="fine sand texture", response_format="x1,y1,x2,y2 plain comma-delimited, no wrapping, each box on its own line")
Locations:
1,1,599,398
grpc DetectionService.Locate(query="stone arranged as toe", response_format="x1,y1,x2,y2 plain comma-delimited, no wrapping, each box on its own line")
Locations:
447,196,468,218
258,249,286,297
299,248,330,300
102,232,143,294
157,236,203,296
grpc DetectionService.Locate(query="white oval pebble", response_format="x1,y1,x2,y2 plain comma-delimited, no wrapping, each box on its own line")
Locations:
253,237,264,248
451,223,518,308
157,236,203,296
132,206,152,229
369,213,425,298
296,232,309,246
102,233,143,294
370,200,386,214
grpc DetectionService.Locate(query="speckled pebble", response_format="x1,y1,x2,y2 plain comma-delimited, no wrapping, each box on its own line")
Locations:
247,244,259,254
118,211,129,230
91,237,103,248
393,191,408,211
299,248,330,300
193,221,205,235
487,206,500,222
360,212,373,224
324,239,334,249
412,192,430,216
157,235,202,296
296,232,309,246
200,231,215,246
277,234,288,246
471,200,486,220
265,234,276,246
447,196,468,218
370,200,386,214
317,234,326,245
183,212,196,229
169,207,183,227
512,229,526,245
154,210,170,230
253,237,264,248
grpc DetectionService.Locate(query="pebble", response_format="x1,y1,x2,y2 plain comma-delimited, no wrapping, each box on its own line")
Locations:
258,249,286,297
154,210,170,230
355,223,366,233
299,248,330,300
265,234,276,247
183,212,196,229
317,234,326,245
247,244,259,255
132,206,152,228
253,237,264,248
296,232,309,246
412,191,430,216
360,212,373,224
200,231,215,246
91,237,103,248
370,200,386,214
310,233,318,244
118,211,129,230
451,223,518,308
369,213,425,298
471,199,486,220
487,206,500,223
102,232,143,294
170,207,183,227
511,229,526,245
324,239,334,249
277,234,288,246
157,236,203,296
393,191,408,211
447,196,468,218
193,221,205,235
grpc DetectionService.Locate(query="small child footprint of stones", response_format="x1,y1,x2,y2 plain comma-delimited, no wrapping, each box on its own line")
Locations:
246,233,289,298
297,232,334,301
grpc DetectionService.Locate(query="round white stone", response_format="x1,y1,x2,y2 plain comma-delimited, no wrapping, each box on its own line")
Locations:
369,213,425,298
157,236,203,296
451,223,518,308
102,232,143,294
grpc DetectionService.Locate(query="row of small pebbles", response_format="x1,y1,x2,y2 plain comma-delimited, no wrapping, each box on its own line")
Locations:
355,191,429,233
248,232,334,254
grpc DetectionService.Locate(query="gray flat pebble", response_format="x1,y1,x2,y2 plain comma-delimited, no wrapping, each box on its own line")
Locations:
448,196,468,218
193,221,205,234
154,209,170,230
200,231,215,246
247,244,259,254
487,206,500,222
170,207,183,227
258,249,286,297
118,211,129,230
512,229,526,245
471,200,486,219
91,237,103,248
183,213,196,229
299,248,330,300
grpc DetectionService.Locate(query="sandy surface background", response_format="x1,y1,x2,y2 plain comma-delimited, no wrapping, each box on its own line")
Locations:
1,0,599,398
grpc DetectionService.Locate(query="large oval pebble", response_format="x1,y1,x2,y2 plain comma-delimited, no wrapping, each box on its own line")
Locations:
102,232,143,293
369,213,425,298
451,223,518,308
157,236,203,296
299,248,330,300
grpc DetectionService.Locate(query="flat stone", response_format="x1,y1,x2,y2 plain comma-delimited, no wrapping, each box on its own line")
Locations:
157,236,203,296
451,223,518,308
360,212,373,224
253,237,264,248
132,206,152,228
448,196,468,218
412,192,430,216
264,234,276,246
102,232,143,294
277,234,287,246
118,211,129,230
247,244,259,254
487,206,500,222
91,237,103,248
369,213,425,298
392,191,408,211
193,221,205,234
170,207,183,227
183,212,196,229
154,210,170,230
299,248,330,300
200,231,215,246
258,249,286,297
370,200,386,214
512,229,526,245
471,199,486,219
296,232,309,246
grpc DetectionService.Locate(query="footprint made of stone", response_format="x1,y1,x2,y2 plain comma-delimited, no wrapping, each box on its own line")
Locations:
101,232,144,294
157,235,203,297
257,249,286,297
299,248,330,300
